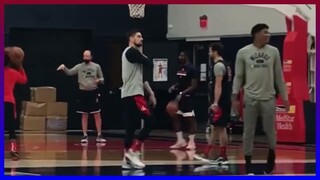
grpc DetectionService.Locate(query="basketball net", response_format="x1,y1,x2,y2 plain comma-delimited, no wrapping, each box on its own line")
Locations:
128,4,146,18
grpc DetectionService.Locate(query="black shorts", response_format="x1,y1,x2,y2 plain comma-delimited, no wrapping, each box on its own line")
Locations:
77,90,101,114
122,95,152,128
177,95,195,117
211,103,231,127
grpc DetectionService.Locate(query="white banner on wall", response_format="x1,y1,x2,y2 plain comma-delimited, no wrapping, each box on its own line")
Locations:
153,58,168,82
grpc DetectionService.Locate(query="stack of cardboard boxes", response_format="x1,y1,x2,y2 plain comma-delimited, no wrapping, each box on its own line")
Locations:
21,86,68,132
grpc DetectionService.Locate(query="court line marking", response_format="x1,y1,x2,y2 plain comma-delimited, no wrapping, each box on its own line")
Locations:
4,159,316,168
269,174,315,176
7,131,316,147
226,174,316,176
4,171,41,176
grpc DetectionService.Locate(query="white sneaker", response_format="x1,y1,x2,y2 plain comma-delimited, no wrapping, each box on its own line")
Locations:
170,139,187,149
186,141,196,150
81,135,89,143
122,158,132,169
125,150,145,168
96,135,107,143
209,156,229,165
122,157,143,169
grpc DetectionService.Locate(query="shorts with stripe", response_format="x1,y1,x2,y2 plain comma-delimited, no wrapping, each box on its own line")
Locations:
176,95,195,117
77,89,101,114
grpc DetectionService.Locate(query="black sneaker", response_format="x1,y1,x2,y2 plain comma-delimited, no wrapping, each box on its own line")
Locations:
10,151,20,161
81,135,88,143
245,155,253,175
210,156,228,165
264,149,275,174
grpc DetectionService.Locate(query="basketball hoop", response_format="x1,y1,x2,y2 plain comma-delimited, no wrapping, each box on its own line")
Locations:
128,4,146,18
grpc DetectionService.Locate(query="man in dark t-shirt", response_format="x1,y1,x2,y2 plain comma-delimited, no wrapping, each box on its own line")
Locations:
167,51,199,150
194,43,232,165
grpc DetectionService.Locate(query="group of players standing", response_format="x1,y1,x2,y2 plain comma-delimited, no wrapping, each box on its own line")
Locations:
4,23,289,175
117,23,289,175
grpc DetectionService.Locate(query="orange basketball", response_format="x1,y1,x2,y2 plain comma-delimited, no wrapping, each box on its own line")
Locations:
166,100,179,117
8,46,25,67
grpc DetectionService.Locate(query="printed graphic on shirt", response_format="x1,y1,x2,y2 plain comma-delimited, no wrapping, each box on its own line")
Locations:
250,52,271,68
177,68,187,77
176,63,199,94
82,67,96,79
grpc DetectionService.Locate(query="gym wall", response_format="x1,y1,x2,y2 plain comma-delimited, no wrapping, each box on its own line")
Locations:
5,5,168,38
167,5,287,39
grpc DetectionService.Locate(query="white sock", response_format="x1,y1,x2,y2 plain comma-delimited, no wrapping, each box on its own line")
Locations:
176,131,183,142
189,134,195,144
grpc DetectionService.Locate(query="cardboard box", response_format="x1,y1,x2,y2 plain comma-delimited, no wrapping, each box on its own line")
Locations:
25,102,47,116
31,87,57,103
30,87,36,102
19,101,27,124
21,101,27,115
46,116,68,131
21,116,46,131
46,102,68,116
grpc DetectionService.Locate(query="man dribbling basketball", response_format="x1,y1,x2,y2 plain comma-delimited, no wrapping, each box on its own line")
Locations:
4,47,28,160
167,51,199,150
232,24,289,175
57,50,106,143
121,29,157,169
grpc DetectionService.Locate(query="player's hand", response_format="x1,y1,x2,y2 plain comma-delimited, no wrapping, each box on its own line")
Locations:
210,103,219,112
168,86,176,93
149,94,157,108
232,100,240,116
95,79,103,85
57,64,65,71
284,100,290,112
175,94,182,102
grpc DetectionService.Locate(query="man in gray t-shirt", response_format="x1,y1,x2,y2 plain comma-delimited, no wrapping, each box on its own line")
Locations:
232,24,289,175
121,30,157,169
194,43,232,165
57,50,106,144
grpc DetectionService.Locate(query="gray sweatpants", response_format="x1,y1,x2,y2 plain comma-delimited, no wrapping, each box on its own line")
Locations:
243,95,276,156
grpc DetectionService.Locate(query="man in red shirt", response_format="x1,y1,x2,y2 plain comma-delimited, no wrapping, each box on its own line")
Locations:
4,47,28,160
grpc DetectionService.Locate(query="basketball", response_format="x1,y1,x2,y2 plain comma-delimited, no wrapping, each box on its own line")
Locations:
166,100,178,117
8,46,25,67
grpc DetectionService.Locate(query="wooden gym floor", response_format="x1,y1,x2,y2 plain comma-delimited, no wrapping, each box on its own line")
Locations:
4,130,316,176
